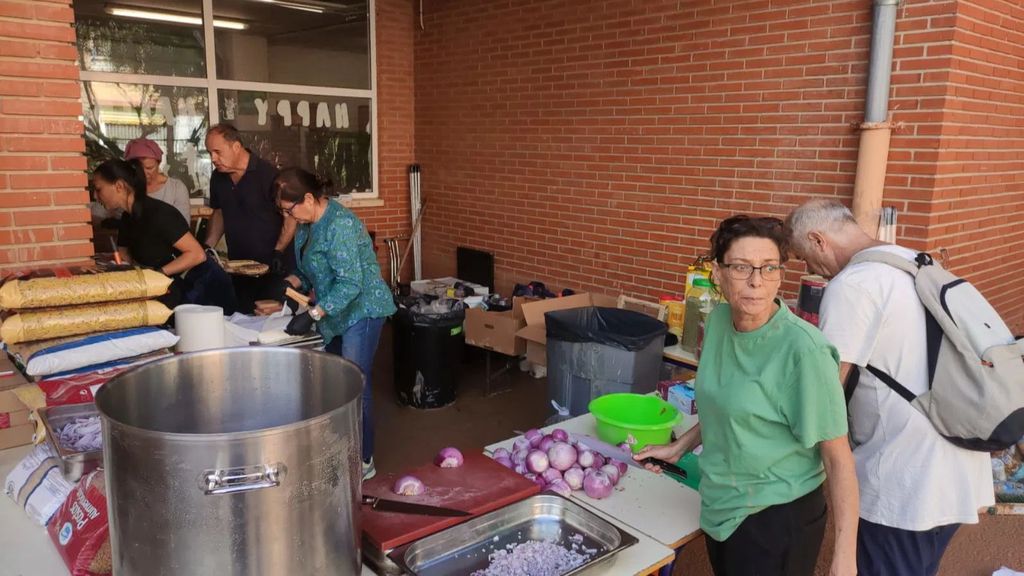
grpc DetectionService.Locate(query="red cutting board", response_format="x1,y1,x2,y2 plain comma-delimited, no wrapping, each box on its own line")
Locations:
362,452,540,551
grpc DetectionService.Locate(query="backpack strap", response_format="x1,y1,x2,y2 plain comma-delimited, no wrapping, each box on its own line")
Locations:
848,248,927,275
845,365,918,405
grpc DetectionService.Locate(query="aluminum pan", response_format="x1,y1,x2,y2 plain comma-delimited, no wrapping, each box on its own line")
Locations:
391,493,638,576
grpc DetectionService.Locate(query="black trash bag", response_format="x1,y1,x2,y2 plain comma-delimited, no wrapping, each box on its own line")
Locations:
545,307,668,351
395,296,466,325
393,296,465,409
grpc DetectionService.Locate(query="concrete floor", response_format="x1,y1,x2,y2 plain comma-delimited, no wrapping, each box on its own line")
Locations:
368,326,1023,575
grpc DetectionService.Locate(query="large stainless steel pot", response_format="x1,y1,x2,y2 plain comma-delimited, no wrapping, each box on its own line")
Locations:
95,347,364,575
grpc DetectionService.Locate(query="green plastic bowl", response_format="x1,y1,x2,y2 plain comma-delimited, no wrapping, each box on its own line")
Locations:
588,393,681,453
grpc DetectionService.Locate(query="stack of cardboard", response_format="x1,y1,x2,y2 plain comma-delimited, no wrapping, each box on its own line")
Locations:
0,353,32,449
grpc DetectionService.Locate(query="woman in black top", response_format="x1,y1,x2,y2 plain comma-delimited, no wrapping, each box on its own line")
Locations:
92,159,237,314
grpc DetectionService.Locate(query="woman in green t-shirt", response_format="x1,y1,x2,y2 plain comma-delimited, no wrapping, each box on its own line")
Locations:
637,216,858,576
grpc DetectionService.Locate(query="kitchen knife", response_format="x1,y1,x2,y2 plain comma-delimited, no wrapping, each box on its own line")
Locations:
361,495,472,517
575,434,688,480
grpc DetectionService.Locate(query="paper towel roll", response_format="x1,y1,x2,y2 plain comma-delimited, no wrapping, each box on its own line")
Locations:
174,304,225,352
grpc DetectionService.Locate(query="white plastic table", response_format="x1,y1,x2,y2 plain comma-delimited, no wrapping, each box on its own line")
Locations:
484,411,703,551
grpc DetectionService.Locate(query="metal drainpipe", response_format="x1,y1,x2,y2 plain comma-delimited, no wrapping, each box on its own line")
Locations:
852,0,899,238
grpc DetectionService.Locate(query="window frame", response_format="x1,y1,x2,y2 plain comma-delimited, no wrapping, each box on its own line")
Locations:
77,0,379,200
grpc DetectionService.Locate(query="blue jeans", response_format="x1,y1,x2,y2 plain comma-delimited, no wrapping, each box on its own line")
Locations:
325,317,385,463
858,519,960,576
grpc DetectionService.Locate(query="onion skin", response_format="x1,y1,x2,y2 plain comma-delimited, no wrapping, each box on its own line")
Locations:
541,468,563,484
512,448,529,465
583,470,614,499
547,479,573,497
600,463,621,485
434,447,465,468
563,467,585,490
577,450,596,469
547,442,578,472
493,455,514,469
525,428,543,448
393,475,426,496
526,450,550,474
492,447,511,460
513,437,532,453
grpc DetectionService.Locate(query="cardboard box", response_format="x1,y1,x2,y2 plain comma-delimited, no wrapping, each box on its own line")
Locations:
0,423,34,450
1,353,31,415
515,293,618,367
465,297,531,357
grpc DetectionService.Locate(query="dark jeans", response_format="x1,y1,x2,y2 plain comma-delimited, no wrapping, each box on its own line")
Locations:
706,485,827,576
858,519,960,576
325,317,385,463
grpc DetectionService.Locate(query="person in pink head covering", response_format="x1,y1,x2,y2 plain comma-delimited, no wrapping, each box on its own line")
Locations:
124,137,191,224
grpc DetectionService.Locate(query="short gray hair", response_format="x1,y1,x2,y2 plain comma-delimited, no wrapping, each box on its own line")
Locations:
784,198,857,251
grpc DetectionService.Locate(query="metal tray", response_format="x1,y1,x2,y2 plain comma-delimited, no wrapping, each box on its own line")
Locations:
390,493,638,576
36,403,102,482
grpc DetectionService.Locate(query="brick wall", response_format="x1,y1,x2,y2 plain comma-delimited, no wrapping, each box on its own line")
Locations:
924,0,1024,333
353,0,415,277
0,0,91,273
414,0,1022,332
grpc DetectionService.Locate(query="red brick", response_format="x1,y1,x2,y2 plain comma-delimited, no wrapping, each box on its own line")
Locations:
0,0,32,18
1,136,84,153
12,207,89,226
1,98,83,116
0,60,80,80
0,21,74,43
0,155,47,170
9,172,86,190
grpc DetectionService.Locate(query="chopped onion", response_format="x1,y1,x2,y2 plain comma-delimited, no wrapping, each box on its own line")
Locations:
563,467,585,490
434,447,464,468
393,475,425,496
492,447,511,460
541,468,563,484
583,470,614,499
577,450,596,469
526,450,550,474
525,428,543,448
493,455,514,469
551,428,569,442
538,435,556,452
547,479,573,497
600,463,621,485
547,442,578,472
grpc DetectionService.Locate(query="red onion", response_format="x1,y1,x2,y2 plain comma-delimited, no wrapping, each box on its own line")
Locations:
563,467,585,490
547,442,578,472
538,435,556,452
514,463,527,475
583,470,614,499
547,479,573,497
525,428,543,448
577,450,596,469
615,461,629,478
600,463,621,485
541,468,563,485
492,447,511,460
617,442,631,452
526,449,550,474
393,475,425,496
493,455,514,469
434,447,464,468
512,448,529,465
551,428,569,442
513,437,531,453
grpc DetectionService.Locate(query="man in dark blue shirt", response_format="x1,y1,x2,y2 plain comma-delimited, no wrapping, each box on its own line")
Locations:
203,123,295,312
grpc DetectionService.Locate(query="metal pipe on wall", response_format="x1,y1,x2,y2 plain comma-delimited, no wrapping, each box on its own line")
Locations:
852,0,899,238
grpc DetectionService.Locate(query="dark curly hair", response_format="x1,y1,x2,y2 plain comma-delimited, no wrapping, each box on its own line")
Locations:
709,215,789,264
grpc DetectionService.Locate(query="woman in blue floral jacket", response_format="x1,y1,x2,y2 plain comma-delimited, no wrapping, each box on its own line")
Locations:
275,167,396,480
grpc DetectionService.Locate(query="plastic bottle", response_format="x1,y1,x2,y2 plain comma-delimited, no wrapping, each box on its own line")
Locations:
681,278,713,353
695,280,718,361
660,295,685,337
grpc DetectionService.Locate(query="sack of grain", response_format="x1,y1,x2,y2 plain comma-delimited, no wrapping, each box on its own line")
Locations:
0,301,173,345
47,470,111,575
0,270,171,310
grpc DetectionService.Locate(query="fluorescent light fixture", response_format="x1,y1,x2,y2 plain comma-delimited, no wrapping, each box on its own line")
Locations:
254,0,325,14
106,7,249,30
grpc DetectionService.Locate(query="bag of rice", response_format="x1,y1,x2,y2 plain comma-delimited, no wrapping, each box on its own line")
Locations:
47,470,112,576
0,269,171,310
0,301,173,344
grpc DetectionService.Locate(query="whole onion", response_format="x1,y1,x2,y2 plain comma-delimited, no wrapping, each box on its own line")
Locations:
492,447,511,460
538,435,556,452
525,428,544,448
577,450,596,469
551,428,569,442
514,464,527,475
600,463,621,485
547,479,573,498
493,455,514,469
563,467,585,490
434,447,464,468
513,437,531,452
526,449,550,474
615,461,629,478
583,470,614,499
393,475,425,496
512,448,529,465
541,468,563,485
547,442,578,472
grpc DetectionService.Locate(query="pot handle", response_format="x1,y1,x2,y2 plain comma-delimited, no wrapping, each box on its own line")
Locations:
202,463,284,495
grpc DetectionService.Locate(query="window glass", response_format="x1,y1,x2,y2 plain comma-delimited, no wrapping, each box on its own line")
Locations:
219,89,372,195
83,82,212,199
213,0,370,90
74,0,207,76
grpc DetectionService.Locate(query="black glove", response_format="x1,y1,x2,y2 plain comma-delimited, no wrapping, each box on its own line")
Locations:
285,311,315,336
270,250,286,275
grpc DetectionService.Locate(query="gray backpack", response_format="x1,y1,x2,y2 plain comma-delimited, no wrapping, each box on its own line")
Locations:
846,250,1024,452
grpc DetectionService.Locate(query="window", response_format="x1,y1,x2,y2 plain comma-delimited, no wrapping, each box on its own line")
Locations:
75,0,376,200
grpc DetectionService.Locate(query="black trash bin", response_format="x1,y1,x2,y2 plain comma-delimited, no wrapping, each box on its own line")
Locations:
393,297,465,409
546,307,668,417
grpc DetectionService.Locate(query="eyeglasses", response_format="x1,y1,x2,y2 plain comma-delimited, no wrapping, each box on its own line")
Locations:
279,199,300,216
721,262,784,281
